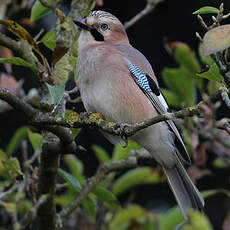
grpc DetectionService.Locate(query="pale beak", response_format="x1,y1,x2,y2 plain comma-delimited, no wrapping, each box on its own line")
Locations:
73,18,91,31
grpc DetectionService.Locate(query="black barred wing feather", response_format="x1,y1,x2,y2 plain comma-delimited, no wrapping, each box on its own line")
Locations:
123,57,191,164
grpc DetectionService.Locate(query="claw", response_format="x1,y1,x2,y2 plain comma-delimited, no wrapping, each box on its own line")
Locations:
115,122,131,148
79,111,92,121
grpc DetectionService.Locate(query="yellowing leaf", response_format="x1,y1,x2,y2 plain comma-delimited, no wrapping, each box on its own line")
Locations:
0,149,7,161
5,157,23,177
0,149,7,175
0,20,47,69
203,25,230,55
1,201,16,213
53,52,71,85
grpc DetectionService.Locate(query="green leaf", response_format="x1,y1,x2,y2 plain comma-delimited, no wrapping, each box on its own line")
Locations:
5,157,23,177
46,83,65,105
197,63,224,83
82,195,96,220
173,43,200,74
92,145,110,163
112,167,163,196
203,25,230,55
207,81,221,95
40,29,56,50
112,141,140,162
193,6,219,15
201,189,230,198
165,42,202,89
110,205,147,230
55,195,74,206
17,200,32,215
92,185,117,202
144,219,156,230
181,210,213,230
159,207,184,230
161,89,181,107
31,0,55,21
58,168,81,193
162,67,195,106
27,129,43,151
0,57,40,71
6,126,28,155
64,155,84,184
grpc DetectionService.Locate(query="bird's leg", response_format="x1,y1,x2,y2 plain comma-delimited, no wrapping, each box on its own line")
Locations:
115,122,132,148
78,111,92,121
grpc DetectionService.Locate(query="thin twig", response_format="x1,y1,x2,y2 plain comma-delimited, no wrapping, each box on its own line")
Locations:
219,86,230,108
58,156,137,223
124,0,163,29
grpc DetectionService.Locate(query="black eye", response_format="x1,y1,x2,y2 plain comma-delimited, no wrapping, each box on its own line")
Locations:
101,23,108,31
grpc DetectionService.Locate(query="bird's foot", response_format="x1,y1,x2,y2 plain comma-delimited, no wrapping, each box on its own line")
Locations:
78,111,92,121
115,122,132,148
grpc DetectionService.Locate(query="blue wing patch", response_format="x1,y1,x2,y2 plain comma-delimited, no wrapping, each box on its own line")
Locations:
124,58,152,92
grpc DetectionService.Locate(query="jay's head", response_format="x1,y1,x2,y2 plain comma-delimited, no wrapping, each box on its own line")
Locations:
73,11,129,47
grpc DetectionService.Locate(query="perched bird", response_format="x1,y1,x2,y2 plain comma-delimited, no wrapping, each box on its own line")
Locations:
73,11,204,219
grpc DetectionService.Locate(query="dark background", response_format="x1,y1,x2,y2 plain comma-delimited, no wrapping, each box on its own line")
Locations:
1,0,230,229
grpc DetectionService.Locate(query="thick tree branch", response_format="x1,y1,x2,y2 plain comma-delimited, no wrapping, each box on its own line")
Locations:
32,104,202,138
0,88,36,118
37,138,60,230
0,87,83,154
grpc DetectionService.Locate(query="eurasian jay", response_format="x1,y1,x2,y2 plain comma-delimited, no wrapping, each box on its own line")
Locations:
73,10,204,219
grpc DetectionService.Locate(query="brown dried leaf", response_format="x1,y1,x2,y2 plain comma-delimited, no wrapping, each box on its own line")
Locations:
203,25,230,55
212,140,230,158
200,103,213,120
19,18,35,28
0,45,13,73
0,73,21,95
51,45,69,66
96,0,103,6
194,143,207,166
191,132,199,150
